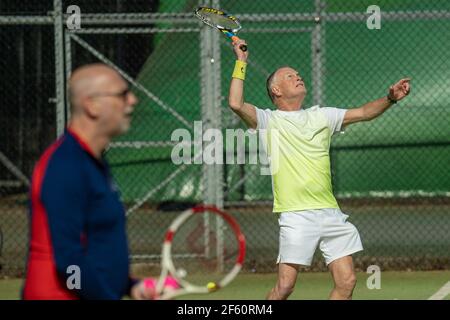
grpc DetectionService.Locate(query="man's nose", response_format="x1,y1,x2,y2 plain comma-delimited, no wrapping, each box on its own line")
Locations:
128,92,138,106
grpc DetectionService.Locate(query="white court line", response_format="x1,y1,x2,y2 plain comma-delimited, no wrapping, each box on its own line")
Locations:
428,281,450,300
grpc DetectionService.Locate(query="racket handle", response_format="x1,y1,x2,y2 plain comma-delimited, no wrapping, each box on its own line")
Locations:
231,35,247,52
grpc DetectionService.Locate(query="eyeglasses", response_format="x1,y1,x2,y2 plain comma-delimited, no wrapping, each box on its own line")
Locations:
89,88,131,100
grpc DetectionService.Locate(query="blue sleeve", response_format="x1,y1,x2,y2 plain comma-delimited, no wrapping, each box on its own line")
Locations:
40,156,117,300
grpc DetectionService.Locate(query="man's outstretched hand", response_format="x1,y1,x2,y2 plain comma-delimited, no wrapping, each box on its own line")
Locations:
388,78,411,102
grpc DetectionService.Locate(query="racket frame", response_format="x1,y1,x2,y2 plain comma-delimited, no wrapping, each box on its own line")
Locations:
195,7,247,51
155,205,245,300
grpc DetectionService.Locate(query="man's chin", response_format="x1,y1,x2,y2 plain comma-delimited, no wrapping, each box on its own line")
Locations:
113,122,131,137
297,90,306,100
120,124,131,134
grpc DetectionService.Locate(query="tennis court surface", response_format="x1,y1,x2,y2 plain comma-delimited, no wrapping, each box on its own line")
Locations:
1,271,449,300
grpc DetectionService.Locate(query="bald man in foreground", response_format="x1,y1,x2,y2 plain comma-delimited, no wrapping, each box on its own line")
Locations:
23,63,150,299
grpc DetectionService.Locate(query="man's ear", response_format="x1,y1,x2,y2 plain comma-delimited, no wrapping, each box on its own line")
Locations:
272,85,282,98
83,97,101,119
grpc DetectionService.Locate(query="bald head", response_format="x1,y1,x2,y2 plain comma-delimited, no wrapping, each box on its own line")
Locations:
67,63,137,137
68,63,123,114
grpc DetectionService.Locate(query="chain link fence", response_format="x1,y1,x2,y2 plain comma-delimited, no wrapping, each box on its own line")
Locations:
1,0,449,277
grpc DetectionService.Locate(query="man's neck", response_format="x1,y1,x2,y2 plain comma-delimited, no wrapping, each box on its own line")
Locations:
68,118,110,159
276,97,304,111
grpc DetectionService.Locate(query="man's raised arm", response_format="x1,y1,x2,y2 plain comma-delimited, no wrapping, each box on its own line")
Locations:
228,39,258,129
343,78,411,127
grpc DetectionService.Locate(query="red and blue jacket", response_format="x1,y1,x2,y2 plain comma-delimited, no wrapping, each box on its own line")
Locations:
23,129,134,300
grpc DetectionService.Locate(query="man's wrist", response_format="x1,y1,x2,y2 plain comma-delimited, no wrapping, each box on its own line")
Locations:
387,94,397,104
232,60,247,80
128,277,140,296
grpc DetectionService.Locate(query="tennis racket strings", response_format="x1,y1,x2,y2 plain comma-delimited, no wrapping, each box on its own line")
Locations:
170,210,240,287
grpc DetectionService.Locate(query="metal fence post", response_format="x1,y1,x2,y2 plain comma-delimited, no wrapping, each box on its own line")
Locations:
199,0,225,270
65,31,72,122
200,1,223,209
54,0,66,136
312,0,324,106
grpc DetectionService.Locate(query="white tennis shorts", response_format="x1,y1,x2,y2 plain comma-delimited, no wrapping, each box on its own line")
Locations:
277,208,363,266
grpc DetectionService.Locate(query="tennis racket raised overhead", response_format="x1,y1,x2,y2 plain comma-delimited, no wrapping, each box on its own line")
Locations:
155,205,246,300
195,7,247,52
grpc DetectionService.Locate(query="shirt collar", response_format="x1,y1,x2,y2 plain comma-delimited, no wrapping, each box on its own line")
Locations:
66,127,97,159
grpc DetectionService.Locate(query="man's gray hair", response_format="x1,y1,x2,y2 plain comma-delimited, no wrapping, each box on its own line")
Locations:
265,65,292,103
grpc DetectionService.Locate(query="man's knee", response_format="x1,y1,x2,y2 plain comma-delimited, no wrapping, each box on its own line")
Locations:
336,273,357,292
276,281,295,297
